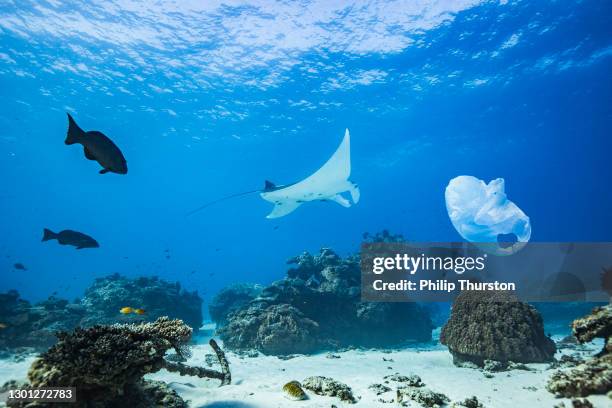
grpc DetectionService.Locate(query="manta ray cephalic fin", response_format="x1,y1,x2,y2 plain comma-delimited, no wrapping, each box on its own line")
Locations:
331,194,351,208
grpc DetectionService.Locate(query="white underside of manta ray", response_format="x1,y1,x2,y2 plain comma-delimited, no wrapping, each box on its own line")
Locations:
260,129,360,218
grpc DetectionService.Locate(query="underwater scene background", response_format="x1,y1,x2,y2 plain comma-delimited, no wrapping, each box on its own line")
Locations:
0,1,611,407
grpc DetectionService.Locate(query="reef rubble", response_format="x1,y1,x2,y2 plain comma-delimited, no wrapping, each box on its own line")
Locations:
396,386,450,408
547,304,612,398
302,375,357,404
440,290,556,367
218,247,433,355
6,317,230,408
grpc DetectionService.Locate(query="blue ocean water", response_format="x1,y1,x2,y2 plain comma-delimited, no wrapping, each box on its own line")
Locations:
0,0,610,309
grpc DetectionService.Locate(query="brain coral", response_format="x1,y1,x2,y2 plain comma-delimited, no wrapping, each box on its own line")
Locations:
440,290,555,366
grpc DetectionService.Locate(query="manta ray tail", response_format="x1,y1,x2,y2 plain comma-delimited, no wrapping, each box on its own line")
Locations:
186,189,260,217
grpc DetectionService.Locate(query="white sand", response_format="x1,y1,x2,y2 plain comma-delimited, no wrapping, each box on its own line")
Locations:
0,334,608,408
145,343,609,408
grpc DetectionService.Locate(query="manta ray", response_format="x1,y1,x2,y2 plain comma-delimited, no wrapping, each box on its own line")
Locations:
260,129,359,218
188,129,360,218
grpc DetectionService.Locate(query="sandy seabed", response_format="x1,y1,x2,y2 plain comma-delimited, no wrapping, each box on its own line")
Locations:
0,331,608,408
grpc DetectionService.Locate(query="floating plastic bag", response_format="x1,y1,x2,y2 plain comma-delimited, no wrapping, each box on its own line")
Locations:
445,175,531,255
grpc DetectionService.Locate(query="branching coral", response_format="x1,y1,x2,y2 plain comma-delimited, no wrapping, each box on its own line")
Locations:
7,317,230,408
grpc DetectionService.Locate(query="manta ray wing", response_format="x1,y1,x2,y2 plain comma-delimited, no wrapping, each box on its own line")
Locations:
265,201,303,219
302,127,352,185
260,129,359,218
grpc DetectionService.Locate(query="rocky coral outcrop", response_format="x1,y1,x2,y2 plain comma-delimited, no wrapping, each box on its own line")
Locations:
7,317,230,407
302,376,357,404
369,383,392,395
547,304,612,398
440,290,555,366
383,373,424,387
79,274,202,332
396,387,450,407
571,304,611,354
219,246,432,355
208,283,263,326
0,274,204,353
451,396,485,408
0,291,85,351
547,354,612,397
218,303,320,355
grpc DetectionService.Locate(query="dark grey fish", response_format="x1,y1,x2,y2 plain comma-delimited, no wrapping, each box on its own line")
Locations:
13,263,26,270
42,228,99,250
65,113,127,174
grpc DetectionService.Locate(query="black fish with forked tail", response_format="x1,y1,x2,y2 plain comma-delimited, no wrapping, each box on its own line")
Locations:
42,228,100,250
65,113,127,174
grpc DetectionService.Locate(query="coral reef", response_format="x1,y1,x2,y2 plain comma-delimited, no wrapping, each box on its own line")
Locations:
208,283,263,326
219,303,320,355
219,247,432,355
547,305,612,398
571,304,611,354
6,317,230,407
440,290,556,366
0,291,85,351
302,376,356,404
0,274,203,353
79,274,202,332
547,354,612,397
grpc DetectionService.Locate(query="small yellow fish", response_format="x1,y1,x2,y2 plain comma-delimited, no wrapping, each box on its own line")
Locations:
0,323,7,329
119,307,133,314
133,308,146,315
